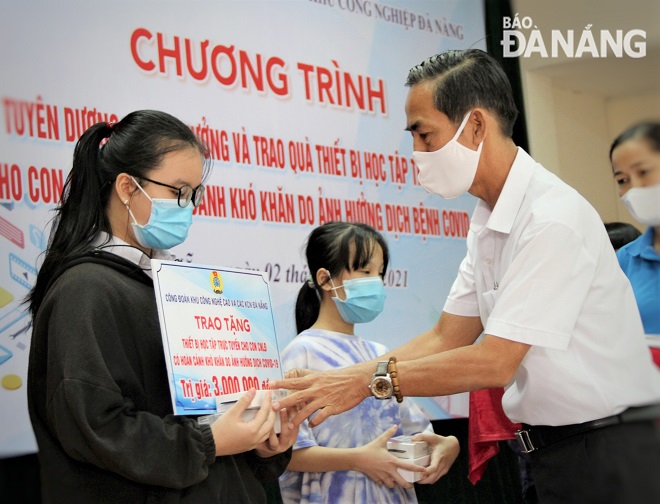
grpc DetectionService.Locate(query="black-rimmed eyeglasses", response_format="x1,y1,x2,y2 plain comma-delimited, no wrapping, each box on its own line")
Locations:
139,176,205,208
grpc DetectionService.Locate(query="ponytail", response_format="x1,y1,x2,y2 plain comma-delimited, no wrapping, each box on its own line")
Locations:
53,122,115,251
295,282,321,333
28,122,115,317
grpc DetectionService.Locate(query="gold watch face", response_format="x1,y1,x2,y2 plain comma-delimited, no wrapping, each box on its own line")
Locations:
371,378,393,398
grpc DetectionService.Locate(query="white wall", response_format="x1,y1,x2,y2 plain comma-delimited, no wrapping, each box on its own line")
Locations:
513,0,659,232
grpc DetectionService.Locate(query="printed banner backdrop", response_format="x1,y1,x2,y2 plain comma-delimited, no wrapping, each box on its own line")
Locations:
0,0,485,457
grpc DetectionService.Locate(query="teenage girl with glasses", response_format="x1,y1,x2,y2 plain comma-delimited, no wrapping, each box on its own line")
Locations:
27,110,297,503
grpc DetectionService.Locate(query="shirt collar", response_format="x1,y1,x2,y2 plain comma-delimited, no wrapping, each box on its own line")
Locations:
471,147,535,235
92,232,175,277
625,227,659,261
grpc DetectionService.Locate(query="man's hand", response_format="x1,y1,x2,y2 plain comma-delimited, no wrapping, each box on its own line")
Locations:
270,361,372,428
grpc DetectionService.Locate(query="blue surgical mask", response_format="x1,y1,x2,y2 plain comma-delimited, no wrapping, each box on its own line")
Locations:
125,177,193,250
330,276,386,324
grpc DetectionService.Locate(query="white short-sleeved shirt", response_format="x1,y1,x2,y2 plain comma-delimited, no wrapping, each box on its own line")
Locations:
444,148,660,426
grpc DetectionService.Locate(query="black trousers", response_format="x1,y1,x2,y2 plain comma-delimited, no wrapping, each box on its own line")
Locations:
528,421,660,504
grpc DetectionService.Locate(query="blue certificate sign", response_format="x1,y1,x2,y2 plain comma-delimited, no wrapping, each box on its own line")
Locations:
151,259,284,415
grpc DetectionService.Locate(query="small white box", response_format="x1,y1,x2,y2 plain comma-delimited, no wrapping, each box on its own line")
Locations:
215,389,289,411
198,389,288,433
397,454,431,482
387,435,430,459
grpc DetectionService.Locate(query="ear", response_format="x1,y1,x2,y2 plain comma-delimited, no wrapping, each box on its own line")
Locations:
316,268,332,292
115,173,136,205
468,108,488,147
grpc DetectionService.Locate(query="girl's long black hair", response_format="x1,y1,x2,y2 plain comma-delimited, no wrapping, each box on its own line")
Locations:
27,109,209,317
295,221,389,333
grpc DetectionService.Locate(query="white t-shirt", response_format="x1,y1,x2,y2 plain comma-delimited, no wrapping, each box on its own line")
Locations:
444,148,660,426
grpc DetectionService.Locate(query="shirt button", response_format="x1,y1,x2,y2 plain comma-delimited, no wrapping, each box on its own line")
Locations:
484,258,492,264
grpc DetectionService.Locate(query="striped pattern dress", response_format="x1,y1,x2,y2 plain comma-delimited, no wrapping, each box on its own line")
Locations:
278,328,433,504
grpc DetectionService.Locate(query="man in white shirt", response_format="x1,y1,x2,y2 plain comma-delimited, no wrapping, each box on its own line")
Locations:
273,49,660,503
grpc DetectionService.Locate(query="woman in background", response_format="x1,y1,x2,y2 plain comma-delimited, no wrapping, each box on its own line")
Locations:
279,221,459,504
610,121,660,336
27,110,295,503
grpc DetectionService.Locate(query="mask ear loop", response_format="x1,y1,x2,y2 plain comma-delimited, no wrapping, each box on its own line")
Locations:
454,112,484,153
318,269,343,300
452,112,473,142
326,273,349,302
123,198,141,226
124,198,150,232
129,176,153,202
124,177,154,227
325,272,340,292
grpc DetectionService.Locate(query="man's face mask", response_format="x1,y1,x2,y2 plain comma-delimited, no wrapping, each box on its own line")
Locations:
413,112,483,199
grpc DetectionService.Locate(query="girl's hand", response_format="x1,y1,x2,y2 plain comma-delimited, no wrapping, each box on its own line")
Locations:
352,425,419,489
411,432,460,485
254,403,300,458
211,388,276,456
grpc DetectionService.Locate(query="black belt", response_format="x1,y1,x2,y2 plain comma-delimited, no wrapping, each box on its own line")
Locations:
515,404,660,454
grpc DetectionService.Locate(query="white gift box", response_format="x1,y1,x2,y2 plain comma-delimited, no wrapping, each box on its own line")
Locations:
397,454,431,483
387,435,430,459
198,389,288,433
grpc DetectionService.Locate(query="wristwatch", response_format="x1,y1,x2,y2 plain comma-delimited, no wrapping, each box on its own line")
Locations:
369,361,393,399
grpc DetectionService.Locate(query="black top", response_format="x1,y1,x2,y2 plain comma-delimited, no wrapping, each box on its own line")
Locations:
28,251,290,503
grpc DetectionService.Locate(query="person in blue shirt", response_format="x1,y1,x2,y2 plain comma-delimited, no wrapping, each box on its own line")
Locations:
610,121,660,335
